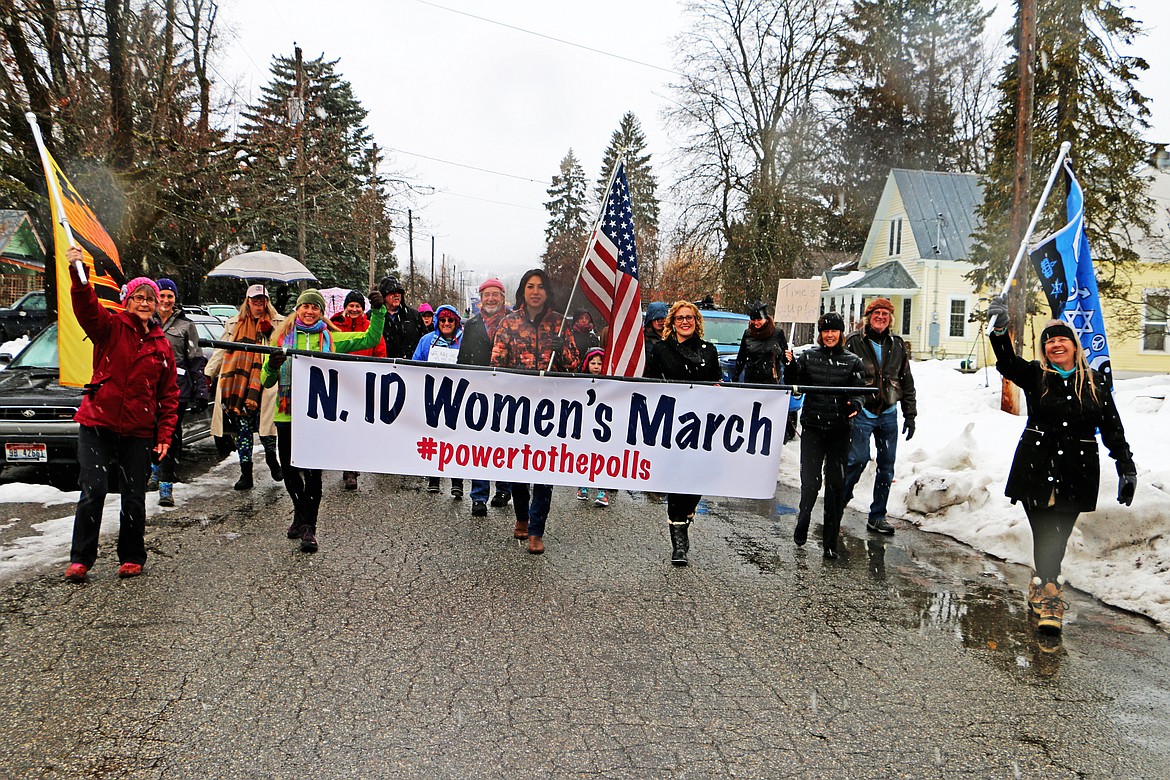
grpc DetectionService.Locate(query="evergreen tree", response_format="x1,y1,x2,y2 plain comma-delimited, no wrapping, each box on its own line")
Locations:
831,0,991,252
595,112,661,295
542,149,589,296
232,51,395,290
969,0,1151,301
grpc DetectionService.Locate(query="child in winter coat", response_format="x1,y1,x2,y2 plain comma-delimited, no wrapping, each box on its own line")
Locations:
576,347,611,507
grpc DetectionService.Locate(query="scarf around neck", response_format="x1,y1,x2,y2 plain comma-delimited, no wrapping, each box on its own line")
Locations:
277,318,333,414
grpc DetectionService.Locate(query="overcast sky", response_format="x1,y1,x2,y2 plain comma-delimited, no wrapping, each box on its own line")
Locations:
217,0,1170,294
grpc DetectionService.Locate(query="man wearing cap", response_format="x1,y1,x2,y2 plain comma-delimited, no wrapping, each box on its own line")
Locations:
457,277,512,515
377,275,425,359
842,298,917,535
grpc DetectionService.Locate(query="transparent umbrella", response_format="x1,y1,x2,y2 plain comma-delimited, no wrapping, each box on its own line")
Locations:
206,251,317,284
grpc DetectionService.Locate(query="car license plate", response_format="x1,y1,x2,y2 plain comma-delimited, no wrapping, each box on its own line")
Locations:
5,443,48,463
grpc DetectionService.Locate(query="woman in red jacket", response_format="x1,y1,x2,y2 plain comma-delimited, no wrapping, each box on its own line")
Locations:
64,246,180,583
329,290,387,490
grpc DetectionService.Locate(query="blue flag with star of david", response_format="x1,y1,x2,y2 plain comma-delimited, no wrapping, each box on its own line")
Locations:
1028,161,1113,388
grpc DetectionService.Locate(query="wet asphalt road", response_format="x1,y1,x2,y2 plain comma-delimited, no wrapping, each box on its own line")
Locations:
1,448,1168,779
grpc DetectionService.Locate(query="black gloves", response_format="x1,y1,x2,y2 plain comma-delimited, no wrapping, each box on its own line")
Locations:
267,350,287,372
987,295,1010,332
547,335,566,353
1118,472,1137,506
902,417,916,440
189,398,209,414
847,399,862,417
368,289,384,310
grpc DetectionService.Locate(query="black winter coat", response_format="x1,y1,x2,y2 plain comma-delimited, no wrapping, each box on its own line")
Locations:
785,344,865,429
844,327,916,419
159,310,209,404
645,336,722,383
991,332,1134,512
382,305,426,359
457,316,491,367
733,327,788,384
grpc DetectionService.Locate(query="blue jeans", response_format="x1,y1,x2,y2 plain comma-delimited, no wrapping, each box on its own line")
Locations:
470,480,509,503
843,411,899,522
509,483,552,537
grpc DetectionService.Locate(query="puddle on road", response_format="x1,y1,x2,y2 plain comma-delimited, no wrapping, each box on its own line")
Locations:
719,495,1165,683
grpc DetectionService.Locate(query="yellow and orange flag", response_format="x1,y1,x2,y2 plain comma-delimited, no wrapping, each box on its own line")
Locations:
26,114,125,386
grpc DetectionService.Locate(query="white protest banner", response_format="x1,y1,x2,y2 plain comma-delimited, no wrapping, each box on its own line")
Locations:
289,355,789,499
773,278,823,323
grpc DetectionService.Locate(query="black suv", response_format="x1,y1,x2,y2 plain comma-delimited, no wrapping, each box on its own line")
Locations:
0,322,213,488
0,290,48,342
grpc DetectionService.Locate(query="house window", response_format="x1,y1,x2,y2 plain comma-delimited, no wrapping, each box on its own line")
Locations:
1143,290,1169,352
948,299,967,338
901,298,912,336
888,218,903,256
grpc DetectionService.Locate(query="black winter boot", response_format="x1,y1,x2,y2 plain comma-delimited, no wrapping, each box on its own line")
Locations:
265,448,283,482
234,463,253,490
669,520,690,566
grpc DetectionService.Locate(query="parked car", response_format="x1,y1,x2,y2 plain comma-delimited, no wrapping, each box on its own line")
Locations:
186,313,226,360
205,303,239,321
0,322,213,488
0,290,49,343
692,309,750,382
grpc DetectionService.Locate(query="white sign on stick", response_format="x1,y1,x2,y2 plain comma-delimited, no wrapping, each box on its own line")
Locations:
289,355,790,499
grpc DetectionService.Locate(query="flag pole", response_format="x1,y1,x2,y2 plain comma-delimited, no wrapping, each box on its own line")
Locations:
24,111,87,284
987,140,1071,335
546,158,624,373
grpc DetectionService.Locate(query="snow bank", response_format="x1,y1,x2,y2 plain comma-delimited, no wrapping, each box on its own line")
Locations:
786,359,1170,629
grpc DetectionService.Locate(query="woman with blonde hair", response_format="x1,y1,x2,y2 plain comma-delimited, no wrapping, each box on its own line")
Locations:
261,288,385,553
987,297,1136,634
205,284,284,490
644,300,722,566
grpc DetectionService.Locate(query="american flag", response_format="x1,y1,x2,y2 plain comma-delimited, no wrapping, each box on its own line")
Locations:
579,163,645,376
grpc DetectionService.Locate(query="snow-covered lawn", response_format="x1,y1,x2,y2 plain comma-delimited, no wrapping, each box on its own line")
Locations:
777,358,1170,628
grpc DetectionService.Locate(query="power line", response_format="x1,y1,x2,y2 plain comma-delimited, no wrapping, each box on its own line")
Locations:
430,188,544,211
407,0,682,77
387,147,551,184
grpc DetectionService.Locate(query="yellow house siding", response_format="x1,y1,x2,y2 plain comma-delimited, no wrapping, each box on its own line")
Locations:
1102,263,1170,373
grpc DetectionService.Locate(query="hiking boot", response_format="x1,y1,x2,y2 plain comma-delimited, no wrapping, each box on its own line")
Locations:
117,562,143,579
451,482,464,499
527,535,545,555
159,482,174,507
471,500,488,517
64,563,88,583
594,490,610,508
490,490,511,508
300,530,319,553
286,520,303,540
823,547,838,560
1027,576,1045,617
265,449,283,482
146,464,160,492
866,518,895,535
343,472,358,491
1037,581,1068,633
234,464,253,491
513,520,528,540
576,487,589,501
669,522,689,566
427,477,441,493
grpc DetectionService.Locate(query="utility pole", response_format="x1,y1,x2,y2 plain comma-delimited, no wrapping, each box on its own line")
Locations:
407,208,415,300
292,45,307,265
367,143,378,290
430,236,435,291
1002,0,1036,415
